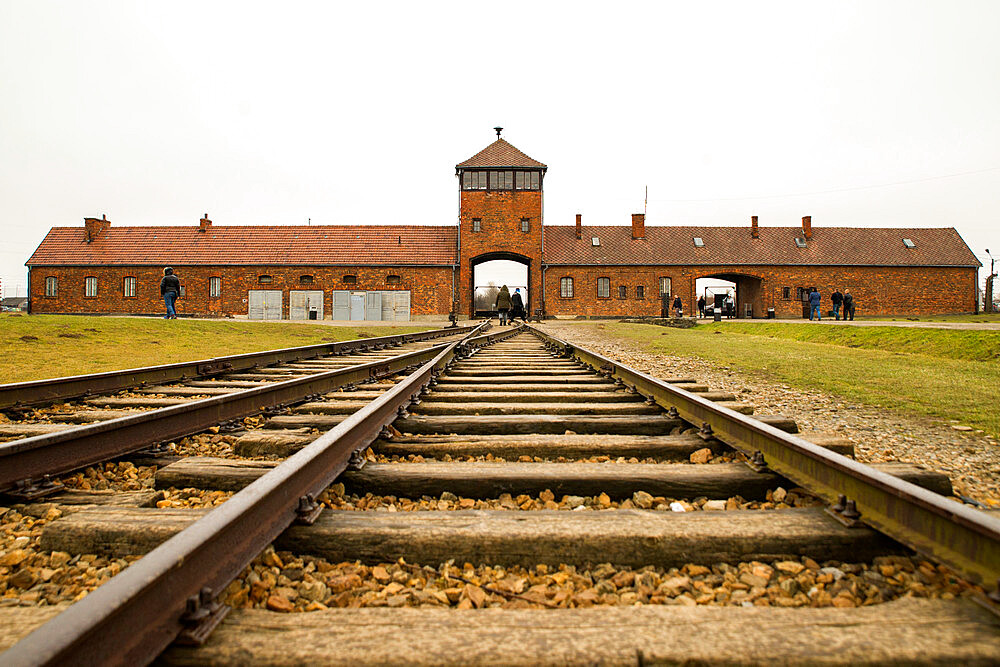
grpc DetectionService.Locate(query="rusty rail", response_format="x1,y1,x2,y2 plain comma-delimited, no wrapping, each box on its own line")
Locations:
0,322,530,666
0,324,476,410
526,324,1000,597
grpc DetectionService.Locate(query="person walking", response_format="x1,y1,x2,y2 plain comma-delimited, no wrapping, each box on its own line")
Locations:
842,290,855,321
672,295,683,318
495,285,512,325
831,288,843,321
697,295,706,319
808,288,822,321
160,267,180,319
725,294,736,319
511,288,525,322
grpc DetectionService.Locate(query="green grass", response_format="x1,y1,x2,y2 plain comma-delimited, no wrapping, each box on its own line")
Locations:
686,322,1000,362
0,315,433,383
597,322,1000,438
863,313,1000,324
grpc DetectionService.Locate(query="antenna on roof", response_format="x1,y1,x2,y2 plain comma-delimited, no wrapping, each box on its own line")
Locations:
494,126,503,138
644,186,648,216
308,218,311,226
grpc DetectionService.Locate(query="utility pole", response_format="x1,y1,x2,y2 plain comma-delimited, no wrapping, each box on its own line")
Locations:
987,249,996,313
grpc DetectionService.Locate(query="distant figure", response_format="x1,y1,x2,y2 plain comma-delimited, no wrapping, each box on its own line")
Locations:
831,289,843,321
511,288,526,322
808,288,822,321
725,294,736,319
842,290,855,321
495,285,512,325
160,267,180,320
672,295,683,318
698,295,706,319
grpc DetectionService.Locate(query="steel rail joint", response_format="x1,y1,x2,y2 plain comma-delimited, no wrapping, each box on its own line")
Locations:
0,340,458,491
524,324,1000,594
0,322,493,667
0,324,477,410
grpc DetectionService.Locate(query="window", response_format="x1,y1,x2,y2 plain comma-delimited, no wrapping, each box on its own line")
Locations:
210,277,222,298
462,171,487,190
794,237,807,248
659,277,671,296
472,218,482,232
123,276,136,298
44,277,57,297
782,286,791,300
343,274,357,284
258,275,273,284
693,237,704,247
84,276,97,297
592,237,600,246
618,285,628,299
492,171,513,190
386,275,401,285
903,238,915,248
179,285,186,297
636,286,644,299
299,275,314,284
520,218,530,233
797,287,809,301
560,277,574,298
597,277,610,298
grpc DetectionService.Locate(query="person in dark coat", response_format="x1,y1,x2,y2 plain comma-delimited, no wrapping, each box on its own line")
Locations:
697,295,706,319
808,288,822,321
159,267,180,319
510,288,526,322
672,295,683,318
831,289,843,321
495,285,512,325
842,290,855,321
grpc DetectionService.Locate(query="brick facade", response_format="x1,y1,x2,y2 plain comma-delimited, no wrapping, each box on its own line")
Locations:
29,265,453,319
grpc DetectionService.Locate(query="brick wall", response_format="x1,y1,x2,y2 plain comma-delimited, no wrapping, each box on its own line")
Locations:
458,190,543,317
28,265,454,318
544,265,977,318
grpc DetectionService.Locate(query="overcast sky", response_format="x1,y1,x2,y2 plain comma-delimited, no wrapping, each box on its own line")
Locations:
2,1,998,299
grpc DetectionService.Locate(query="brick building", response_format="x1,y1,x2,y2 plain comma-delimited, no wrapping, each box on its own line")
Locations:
26,135,980,319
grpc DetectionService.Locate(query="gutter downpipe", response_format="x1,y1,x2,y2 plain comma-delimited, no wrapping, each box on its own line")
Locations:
25,267,31,315
540,173,546,319
455,170,461,317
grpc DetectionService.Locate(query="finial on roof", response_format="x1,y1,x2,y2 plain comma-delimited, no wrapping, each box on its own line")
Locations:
494,126,503,138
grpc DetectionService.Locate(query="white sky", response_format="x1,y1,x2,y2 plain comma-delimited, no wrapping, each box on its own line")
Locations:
2,1,998,299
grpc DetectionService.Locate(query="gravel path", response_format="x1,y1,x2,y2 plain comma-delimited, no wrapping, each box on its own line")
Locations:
537,322,1000,506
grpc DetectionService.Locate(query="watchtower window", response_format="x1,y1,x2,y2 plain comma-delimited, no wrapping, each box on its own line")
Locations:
520,218,530,233
342,275,357,285
514,171,540,190
472,218,482,232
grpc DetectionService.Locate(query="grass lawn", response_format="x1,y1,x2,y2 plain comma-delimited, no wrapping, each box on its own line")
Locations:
863,313,1000,324
0,315,434,383
599,321,1000,438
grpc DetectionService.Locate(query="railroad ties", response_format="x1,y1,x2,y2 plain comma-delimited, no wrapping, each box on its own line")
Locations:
3,327,997,664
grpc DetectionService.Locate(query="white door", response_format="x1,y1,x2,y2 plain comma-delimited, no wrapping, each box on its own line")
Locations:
290,290,324,320
380,291,395,321
332,291,350,320
394,290,410,321
350,292,365,321
365,291,382,321
248,290,282,320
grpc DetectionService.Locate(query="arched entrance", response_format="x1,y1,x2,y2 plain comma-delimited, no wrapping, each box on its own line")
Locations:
470,252,531,318
696,272,763,319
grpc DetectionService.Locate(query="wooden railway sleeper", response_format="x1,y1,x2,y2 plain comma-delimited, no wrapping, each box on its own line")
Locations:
176,587,230,647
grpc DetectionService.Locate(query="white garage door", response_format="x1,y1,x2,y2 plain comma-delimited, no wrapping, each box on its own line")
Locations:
248,290,283,320
332,291,350,320
380,291,411,321
289,290,324,320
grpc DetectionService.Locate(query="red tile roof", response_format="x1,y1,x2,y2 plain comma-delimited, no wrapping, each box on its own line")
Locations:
456,139,546,169
26,225,458,266
543,225,980,267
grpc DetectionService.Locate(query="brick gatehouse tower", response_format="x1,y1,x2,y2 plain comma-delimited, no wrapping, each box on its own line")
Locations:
455,128,546,318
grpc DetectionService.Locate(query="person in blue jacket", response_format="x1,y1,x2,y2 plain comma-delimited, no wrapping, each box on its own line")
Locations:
808,288,822,321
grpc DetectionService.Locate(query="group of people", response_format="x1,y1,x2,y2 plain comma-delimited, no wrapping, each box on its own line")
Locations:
808,288,855,321
695,294,735,319
494,285,527,325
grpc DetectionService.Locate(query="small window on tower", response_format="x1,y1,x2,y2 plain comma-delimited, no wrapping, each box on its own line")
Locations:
472,218,482,232
515,171,525,189
529,172,540,190
343,275,357,285
521,218,530,233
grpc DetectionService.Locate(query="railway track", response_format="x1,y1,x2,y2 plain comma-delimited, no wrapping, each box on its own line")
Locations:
1,323,998,664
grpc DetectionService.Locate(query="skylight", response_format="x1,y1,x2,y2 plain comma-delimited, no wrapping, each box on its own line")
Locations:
693,237,704,247
794,237,807,248
592,237,600,246
903,238,915,248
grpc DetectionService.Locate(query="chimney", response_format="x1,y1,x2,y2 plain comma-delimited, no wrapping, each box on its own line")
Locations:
575,214,582,239
751,215,759,239
631,213,645,240
802,215,812,240
84,214,109,242
199,213,212,232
